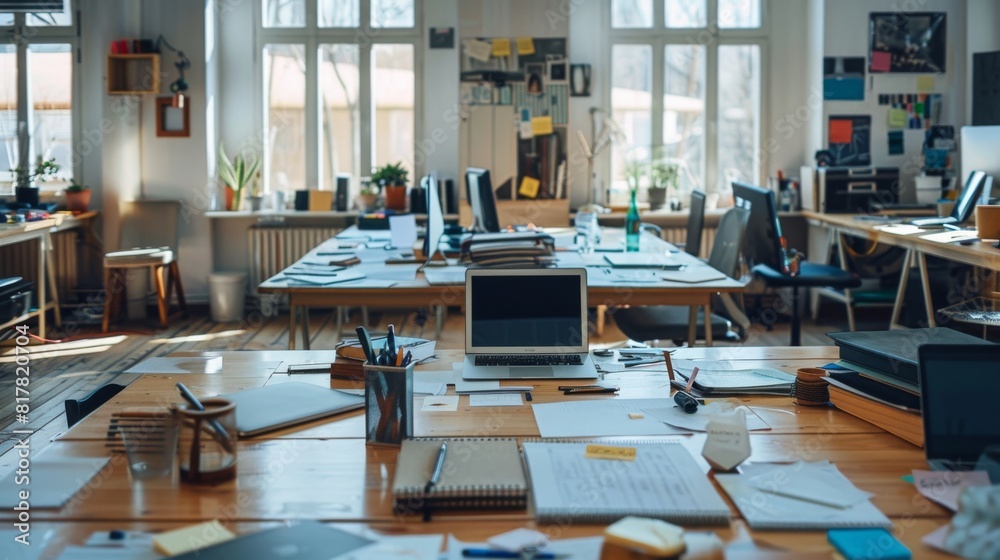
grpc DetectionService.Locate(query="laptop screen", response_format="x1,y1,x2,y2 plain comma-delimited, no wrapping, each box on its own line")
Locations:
467,270,586,352
920,344,1000,463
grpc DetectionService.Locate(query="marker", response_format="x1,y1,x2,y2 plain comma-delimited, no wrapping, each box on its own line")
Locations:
685,367,700,394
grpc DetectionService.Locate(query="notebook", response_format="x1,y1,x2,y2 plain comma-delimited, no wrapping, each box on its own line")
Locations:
604,253,683,269
219,382,364,437
462,268,599,380
522,441,730,525
392,438,528,513
671,364,796,396
168,521,372,560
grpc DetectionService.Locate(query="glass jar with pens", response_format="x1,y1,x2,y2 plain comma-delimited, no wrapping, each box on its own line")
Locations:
175,397,238,484
357,325,415,445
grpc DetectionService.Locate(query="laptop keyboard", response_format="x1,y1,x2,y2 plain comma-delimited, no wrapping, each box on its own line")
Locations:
475,354,584,366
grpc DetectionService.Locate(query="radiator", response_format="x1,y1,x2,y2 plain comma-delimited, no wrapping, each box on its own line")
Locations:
659,225,717,259
248,225,342,289
0,230,79,300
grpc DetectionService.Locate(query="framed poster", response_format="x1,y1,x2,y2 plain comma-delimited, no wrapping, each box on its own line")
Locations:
869,12,946,73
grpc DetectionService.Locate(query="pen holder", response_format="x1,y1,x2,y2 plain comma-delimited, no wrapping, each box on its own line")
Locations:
364,362,414,445
176,398,238,484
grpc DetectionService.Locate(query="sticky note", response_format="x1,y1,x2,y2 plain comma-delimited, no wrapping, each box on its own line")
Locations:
916,75,935,92
492,38,511,57
516,37,535,55
628,412,645,419
153,520,235,556
531,116,554,136
584,444,637,461
465,39,492,62
829,119,853,144
888,108,907,128
518,121,534,140
518,176,541,198
871,50,891,72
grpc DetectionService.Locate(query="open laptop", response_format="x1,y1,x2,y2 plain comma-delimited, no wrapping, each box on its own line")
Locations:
910,170,989,228
462,268,599,379
919,344,1000,471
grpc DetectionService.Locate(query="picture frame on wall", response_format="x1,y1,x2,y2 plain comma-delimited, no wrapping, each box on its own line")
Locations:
155,96,190,137
525,63,545,95
569,64,591,97
869,12,946,73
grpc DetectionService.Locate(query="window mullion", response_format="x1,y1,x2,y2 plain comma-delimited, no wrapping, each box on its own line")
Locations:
650,39,665,162
359,43,373,179
704,1,720,193
15,16,31,176
653,0,665,29
305,37,319,190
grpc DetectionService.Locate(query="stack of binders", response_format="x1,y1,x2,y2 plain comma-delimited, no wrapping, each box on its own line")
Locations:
459,232,556,267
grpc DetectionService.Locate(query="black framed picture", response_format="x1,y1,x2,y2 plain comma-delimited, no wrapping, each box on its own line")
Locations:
569,64,591,97
869,12,946,73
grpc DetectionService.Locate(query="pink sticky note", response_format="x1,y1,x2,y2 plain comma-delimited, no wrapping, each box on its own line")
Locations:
871,51,891,72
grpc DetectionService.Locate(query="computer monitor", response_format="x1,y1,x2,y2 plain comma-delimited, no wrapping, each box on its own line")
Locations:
732,181,782,270
466,167,501,233
910,170,988,228
961,126,1000,200
421,172,445,266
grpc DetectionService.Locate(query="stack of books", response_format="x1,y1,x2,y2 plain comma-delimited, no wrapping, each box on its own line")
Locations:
459,232,556,267
825,328,992,446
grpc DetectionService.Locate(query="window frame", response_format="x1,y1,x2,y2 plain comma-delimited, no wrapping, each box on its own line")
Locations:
0,2,81,192
606,0,768,196
255,0,422,195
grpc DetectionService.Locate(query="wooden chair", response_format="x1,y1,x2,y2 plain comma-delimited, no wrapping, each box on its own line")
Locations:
102,200,188,332
65,383,126,428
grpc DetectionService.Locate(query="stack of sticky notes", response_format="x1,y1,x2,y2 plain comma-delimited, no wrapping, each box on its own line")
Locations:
604,517,686,557
152,520,235,557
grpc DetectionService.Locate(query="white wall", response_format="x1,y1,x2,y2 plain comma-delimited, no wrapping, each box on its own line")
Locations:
823,0,967,199
419,0,460,181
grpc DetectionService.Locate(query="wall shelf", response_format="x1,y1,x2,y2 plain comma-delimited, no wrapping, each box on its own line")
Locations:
106,54,161,94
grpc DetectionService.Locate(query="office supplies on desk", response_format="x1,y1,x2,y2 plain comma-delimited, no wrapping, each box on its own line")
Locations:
828,529,911,560
643,401,771,432
447,536,604,560
339,333,436,364
219,382,364,437
461,549,561,559
462,269,599,380
469,393,524,406
531,399,690,438
670,362,795,396
393,438,528,513
603,517,686,557
168,521,373,560
559,384,619,395
176,383,234,453
425,441,447,493
715,462,891,530
825,372,923,446
660,267,727,283
522,441,730,524
0,457,110,509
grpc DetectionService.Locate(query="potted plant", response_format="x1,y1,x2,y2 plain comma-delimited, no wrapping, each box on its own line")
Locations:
356,178,379,212
64,184,92,214
649,160,680,211
247,171,264,212
12,156,60,207
218,144,261,211
371,161,409,211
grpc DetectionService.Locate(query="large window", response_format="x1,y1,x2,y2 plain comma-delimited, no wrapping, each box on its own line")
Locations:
258,0,418,196
0,5,77,190
610,0,764,201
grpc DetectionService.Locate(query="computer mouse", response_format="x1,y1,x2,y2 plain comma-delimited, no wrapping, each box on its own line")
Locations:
959,239,975,246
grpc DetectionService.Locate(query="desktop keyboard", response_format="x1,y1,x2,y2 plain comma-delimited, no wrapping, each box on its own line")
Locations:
475,354,584,366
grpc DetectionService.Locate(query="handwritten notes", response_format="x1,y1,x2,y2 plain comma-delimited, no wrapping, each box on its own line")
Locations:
585,444,637,461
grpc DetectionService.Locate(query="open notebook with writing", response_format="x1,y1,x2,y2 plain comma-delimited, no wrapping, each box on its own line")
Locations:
392,438,527,513
522,441,730,525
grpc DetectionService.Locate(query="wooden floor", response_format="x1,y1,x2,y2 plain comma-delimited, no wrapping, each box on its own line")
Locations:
0,300,879,473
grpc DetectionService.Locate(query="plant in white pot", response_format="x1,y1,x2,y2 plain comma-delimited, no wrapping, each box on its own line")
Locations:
218,144,261,211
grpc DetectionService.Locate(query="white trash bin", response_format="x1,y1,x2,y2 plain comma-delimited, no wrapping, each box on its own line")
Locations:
208,272,247,322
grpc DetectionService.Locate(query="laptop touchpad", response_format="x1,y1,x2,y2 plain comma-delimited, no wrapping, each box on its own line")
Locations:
514,366,554,377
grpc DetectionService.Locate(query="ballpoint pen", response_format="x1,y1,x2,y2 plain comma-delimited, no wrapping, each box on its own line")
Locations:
461,549,562,559
387,324,397,357
425,441,447,494
175,382,234,453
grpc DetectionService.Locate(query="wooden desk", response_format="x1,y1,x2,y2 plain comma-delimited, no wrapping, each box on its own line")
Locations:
0,219,58,337
804,211,1000,329
259,229,745,349
25,347,954,558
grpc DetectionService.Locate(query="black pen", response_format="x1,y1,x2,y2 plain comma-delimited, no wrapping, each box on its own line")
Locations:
175,383,234,453
425,441,447,494
356,326,376,364
387,324,397,357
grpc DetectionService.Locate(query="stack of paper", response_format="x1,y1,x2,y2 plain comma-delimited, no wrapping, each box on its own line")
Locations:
671,360,795,396
715,461,891,529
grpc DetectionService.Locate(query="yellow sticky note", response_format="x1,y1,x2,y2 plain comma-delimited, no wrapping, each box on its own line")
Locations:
492,38,511,57
153,520,235,556
518,176,541,198
516,37,535,55
585,444,637,461
916,75,935,93
888,108,907,128
531,116,553,136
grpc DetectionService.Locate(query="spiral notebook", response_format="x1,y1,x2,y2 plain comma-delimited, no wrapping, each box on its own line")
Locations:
522,441,730,525
392,438,527,513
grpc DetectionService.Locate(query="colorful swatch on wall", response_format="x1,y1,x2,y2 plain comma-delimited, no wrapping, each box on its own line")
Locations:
878,93,942,129
823,57,866,101
828,115,871,166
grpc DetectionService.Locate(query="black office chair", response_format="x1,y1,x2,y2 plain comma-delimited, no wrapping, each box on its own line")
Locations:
682,190,707,257
65,383,126,428
734,182,861,346
612,206,750,345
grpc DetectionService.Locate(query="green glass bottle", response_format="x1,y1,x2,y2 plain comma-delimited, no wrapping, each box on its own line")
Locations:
625,188,640,252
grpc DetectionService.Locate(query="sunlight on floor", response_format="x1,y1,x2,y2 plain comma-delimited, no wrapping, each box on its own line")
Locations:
148,329,246,344
0,335,128,362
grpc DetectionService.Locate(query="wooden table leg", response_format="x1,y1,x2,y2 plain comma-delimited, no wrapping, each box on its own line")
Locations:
595,305,606,337
288,305,297,350
300,306,311,350
687,306,698,347
917,251,936,328
836,232,856,332
704,299,713,347
43,231,62,327
890,248,912,329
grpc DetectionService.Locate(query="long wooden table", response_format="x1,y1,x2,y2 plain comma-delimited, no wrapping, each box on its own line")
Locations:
804,211,1000,329
258,228,745,349
14,347,956,558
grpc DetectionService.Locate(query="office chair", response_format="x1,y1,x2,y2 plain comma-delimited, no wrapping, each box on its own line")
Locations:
102,200,188,332
612,206,750,346
65,383,126,428
682,189,707,257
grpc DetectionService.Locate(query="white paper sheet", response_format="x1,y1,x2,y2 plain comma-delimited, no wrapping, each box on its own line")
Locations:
331,534,442,560
389,214,418,251
0,457,111,509
920,230,980,243
531,399,690,438
913,470,992,512
124,356,223,375
421,396,459,412
642,403,771,432
745,461,873,509
469,393,523,407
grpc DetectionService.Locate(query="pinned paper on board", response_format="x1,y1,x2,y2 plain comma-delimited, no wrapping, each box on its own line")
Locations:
465,39,492,62
888,107,907,128
516,37,535,55
518,121,534,140
531,116,554,136
917,75,935,92
492,38,511,57
518,176,541,198
870,50,891,72
828,119,854,144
